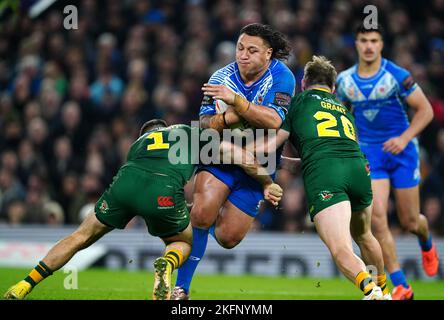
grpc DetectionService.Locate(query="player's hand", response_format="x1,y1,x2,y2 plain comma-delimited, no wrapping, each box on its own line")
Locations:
264,183,283,207
224,106,242,125
202,83,236,105
383,136,409,155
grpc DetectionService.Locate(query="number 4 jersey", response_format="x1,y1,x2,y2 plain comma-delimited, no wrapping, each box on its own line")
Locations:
282,88,364,167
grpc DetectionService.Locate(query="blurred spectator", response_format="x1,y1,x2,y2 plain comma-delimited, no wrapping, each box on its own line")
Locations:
422,195,444,235
6,200,27,225
50,136,82,189
52,101,89,155
0,168,26,220
55,173,79,224
209,41,236,74
42,201,65,225
90,59,123,117
67,173,102,224
26,117,52,163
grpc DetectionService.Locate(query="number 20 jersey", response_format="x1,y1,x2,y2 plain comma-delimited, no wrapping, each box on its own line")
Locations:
282,88,364,168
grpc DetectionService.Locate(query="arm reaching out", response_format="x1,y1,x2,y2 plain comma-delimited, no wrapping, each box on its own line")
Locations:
219,141,283,206
252,128,290,155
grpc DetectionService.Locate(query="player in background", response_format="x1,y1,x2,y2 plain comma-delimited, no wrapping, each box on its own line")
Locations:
172,23,296,300
336,24,439,300
258,55,388,300
3,119,283,300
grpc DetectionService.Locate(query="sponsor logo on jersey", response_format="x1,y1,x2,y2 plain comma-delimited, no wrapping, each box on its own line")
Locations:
368,73,397,100
257,95,264,104
99,200,109,214
157,196,175,208
414,168,420,181
363,109,379,122
273,92,291,107
347,86,355,98
319,190,333,202
201,95,214,106
189,256,201,261
365,163,371,176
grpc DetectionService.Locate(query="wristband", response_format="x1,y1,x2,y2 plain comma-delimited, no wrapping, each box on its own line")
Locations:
233,93,250,114
222,112,229,127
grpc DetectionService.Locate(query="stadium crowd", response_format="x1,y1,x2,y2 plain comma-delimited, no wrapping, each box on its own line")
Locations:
1,0,444,235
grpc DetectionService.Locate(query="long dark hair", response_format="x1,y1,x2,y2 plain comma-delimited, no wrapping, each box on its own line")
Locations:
239,23,291,60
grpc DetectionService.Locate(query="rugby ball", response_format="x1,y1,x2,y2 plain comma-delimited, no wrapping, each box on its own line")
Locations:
215,99,249,130
215,99,229,114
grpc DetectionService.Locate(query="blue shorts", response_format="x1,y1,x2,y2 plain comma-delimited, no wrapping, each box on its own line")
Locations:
360,140,420,189
197,165,263,217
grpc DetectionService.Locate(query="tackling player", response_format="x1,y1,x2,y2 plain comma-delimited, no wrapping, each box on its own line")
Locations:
258,56,388,300
3,119,282,300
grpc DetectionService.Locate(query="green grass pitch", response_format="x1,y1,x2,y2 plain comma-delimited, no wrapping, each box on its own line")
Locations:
1,267,443,300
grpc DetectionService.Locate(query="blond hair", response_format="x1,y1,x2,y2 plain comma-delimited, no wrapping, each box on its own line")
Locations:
303,55,337,89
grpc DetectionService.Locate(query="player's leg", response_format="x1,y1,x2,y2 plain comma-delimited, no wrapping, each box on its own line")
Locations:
350,204,390,299
136,172,193,300
360,144,412,295
174,171,230,299
370,179,400,272
370,178,412,299
210,171,263,248
3,212,113,300
314,201,382,299
212,200,255,249
153,223,192,300
394,186,439,277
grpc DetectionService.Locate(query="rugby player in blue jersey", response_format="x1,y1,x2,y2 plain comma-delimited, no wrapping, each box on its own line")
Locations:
172,23,296,299
336,24,439,300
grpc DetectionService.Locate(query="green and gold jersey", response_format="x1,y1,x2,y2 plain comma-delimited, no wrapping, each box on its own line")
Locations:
281,88,364,168
123,124,204,186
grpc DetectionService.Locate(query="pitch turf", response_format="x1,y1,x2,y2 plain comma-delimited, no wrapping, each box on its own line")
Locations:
1,267,443,300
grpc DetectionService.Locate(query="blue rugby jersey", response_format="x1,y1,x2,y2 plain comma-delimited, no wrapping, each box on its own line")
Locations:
200,59,296,123
336,58,417,145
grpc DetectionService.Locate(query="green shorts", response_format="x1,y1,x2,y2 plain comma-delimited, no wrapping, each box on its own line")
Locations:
95,166,189,238
304,157,372,221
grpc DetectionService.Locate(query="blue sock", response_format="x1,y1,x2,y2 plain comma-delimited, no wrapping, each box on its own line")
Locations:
175,227,209,293
418,234,433,252
390,269,409,288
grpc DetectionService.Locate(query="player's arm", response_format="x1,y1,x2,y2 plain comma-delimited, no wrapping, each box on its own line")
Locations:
202,84,283,129
252,128,290,155
279,141,301,173
219,141,283,206
200,114,226,132
199,109,241,132
383,86,434,155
